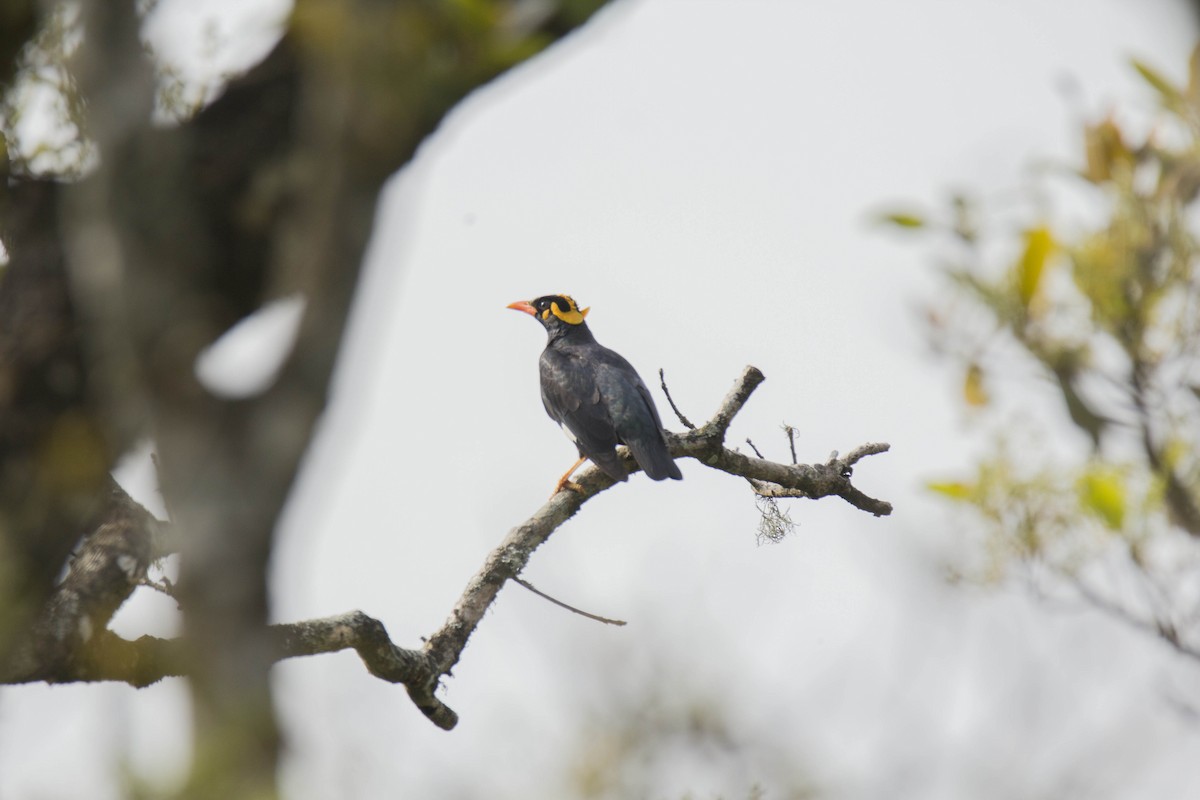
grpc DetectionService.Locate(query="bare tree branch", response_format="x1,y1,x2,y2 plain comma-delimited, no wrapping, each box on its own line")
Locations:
1130,367,1200,537
512,577,628,627
421,366,889,720
7,365,891,734
2,480,162,683
659,368,696,429
706,365,766,434
411,365,889,723
1066,572,1200,663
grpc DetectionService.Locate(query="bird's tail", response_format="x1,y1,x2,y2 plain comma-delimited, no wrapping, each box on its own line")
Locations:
628,437,683,481
590,450,630,483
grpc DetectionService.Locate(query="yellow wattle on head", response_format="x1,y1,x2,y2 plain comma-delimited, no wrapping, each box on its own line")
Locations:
545,294,590,325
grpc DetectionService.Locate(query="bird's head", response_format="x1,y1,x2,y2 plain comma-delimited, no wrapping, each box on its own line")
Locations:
507,294,591,338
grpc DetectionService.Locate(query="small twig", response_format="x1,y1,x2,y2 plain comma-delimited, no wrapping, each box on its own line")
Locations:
783,424,798,465
512,576,627,627
745,438,765,459
706,366,766,436
842,442,890,465
140,574,178,600
659,368,695,430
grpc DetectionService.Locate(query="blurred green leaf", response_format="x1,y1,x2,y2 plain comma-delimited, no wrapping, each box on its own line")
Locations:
1015,226,1055,307
927,481,975,501
1187,42,1200,107
1069,224,1140,329
1077,466,1126,530
878,211,926,229
963,362,989,407
1081,117,1132,184
1132,58,1184,110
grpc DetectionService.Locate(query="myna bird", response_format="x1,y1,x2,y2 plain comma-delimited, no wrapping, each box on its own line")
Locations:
508,293,683,493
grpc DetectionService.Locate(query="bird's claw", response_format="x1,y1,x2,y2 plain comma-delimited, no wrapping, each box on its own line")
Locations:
551,479,584,498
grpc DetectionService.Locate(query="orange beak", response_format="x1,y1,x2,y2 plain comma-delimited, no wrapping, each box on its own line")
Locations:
506,300,537,317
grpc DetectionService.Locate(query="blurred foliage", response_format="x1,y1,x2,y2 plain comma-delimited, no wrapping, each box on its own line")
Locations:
566,681,821,800
0,4,253,181
884,45,1200,660
0,3,92,176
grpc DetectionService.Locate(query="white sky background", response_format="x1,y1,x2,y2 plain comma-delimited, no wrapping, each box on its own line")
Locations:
3,1,1200,798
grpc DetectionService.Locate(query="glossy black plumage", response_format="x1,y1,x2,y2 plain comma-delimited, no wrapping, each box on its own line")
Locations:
510,295,682,485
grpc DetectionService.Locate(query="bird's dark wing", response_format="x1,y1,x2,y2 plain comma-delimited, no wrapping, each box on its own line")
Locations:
593,353,682,481
539,348,628,481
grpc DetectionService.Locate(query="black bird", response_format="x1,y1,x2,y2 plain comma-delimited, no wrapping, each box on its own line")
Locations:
508,293,683,493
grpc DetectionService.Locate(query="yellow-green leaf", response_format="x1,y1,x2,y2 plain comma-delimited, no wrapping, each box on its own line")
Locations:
1081,117,1132,184
1132,58,1184,108
927,481,975,501
964,362,989,407
1078,466,1126,530
1188,42,1200,105
878,211,926,229
1016,226,1055,307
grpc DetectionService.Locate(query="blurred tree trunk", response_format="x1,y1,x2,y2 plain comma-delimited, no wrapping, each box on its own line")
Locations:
0,0,607,795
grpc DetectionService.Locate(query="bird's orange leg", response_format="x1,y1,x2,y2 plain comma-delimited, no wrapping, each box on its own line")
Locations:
552,456,588,497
